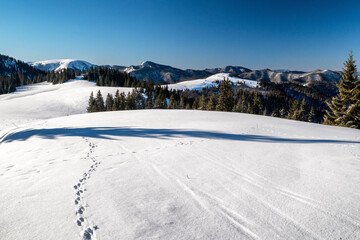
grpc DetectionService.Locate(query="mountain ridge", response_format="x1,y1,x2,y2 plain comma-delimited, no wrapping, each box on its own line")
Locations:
26,58,343,84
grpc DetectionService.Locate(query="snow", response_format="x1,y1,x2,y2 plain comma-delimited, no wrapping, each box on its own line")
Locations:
0,80,360,239
0,80,132,130
28,59,96,72
166,73,259,90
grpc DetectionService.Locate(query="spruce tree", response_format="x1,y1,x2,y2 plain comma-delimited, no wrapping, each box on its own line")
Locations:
96,90,105,112
308,106,315,122
206,94,217,111
324,52,360,128
192,99,199,110
216,79,234,111
299,98,307,121
168,95,177,109
198,94,206,110
112,90,120,111
106,93,114,111
87,91,96,112
250,93,261,115
279,108,286,118
288,100,300,120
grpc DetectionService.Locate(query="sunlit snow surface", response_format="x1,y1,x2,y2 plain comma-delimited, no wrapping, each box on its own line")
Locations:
0,81,360,240
0,80,132,130
28,59,95,72
166,73,259,90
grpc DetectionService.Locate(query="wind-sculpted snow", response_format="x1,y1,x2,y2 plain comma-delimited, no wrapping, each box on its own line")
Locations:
0,110,359,239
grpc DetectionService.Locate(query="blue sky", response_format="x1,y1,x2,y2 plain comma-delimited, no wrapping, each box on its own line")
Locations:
0,0,359,71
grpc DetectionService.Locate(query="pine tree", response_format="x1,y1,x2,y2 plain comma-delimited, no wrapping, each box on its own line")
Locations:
119,92,126,110
192,99,199,110
168,95,177,109
298,98,307,121
96,90,105,112
324,52,360,128
288,100,300,120
250,93,261,115
87,91,96,112
279,108,286,118
198,94,206,110
179,96,186,109
112,90,120,111
105,93,114,111
216,79,234,111
308,106,315,122
206,94,217,111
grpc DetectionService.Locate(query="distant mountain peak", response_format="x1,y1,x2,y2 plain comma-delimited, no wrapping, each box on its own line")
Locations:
29,59,96,72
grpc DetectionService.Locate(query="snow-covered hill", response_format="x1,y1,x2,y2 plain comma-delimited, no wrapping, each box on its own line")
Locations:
28,59,96,72
0,110,359,240
0,80,132,130
166,73,259,90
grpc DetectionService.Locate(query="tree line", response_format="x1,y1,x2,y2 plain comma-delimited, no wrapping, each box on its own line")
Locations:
87,53,359,128
87,79,323,123
86,67,138,87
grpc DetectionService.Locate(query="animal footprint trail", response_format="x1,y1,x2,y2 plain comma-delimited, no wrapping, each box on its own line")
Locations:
72,137,100,240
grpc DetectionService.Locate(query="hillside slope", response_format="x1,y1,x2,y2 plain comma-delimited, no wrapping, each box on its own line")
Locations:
0,110,359,240
166,73,259,90
0,79,132,130
0,54,43,78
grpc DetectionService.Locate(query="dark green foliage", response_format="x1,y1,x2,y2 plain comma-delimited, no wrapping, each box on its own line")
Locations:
216,79,234,111
86,67,138,87
96,90,105,112
0,54,46,94
206,94,217,111
87,92,97,113
324,52,360,128
85,66,342,126
106,93,114,111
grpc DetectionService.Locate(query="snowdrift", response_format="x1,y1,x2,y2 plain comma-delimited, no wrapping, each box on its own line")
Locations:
0,110,359,240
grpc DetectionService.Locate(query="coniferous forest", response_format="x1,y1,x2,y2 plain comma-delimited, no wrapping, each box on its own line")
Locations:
87,79,326,124
1,52,359,128
87,53,360,128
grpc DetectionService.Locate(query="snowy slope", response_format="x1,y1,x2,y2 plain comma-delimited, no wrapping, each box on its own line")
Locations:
166,73,259,90
29,59,96,72
0,110,360,240
0,80,132,130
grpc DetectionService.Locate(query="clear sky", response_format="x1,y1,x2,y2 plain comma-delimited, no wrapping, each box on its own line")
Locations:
0,0,359,71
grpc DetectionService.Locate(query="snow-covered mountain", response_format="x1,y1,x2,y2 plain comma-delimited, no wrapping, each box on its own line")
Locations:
124,61,251,84
237,68,342,84
167,73,259,90
0,54,43,78
29,59,96,72
25,57,343,85
123,61,343,85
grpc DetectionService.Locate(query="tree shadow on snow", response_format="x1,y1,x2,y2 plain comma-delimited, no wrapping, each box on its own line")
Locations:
1,127,359,145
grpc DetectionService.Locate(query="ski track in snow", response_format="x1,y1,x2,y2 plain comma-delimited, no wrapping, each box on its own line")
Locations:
73,137,100,240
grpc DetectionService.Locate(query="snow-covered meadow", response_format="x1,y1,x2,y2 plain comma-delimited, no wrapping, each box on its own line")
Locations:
0,80,132,130
0,79,360,240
